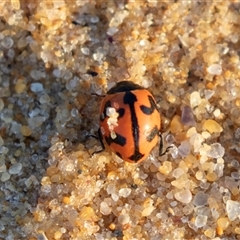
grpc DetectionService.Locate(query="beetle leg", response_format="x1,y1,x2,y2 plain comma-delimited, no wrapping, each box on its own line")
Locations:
87,128,105,155
159,133,172,156
95,128,105,153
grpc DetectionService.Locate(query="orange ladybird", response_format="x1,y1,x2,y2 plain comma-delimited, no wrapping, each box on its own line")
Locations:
96,81,163,163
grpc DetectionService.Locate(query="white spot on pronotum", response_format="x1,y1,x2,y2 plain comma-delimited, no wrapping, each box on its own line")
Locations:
106,107,119,138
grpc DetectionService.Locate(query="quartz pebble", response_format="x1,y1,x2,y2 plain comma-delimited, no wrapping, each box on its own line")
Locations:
100,202,112,215
174,189,192,204
226,200,240,221
207,64,222,75
181,106,196,126
217,217,230,231
1,172,10,182
20,125,32,136
159,161,172,175
81,47,90,55
195,215,208,228
30,82,44,93
202,119,223,133
190,92,201,108
9,163,22,175
172,167,185,178
118,214,130,225
178,140,191,157
1,37,14,49
170,115,183,133
206,143,225,158
107,27,119,36
193,192,208,207
142,205,155,216
204,228,216,238
119,188,131,198
15,82,26,94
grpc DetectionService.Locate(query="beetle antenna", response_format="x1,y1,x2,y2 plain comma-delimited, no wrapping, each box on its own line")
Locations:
91,93,106,97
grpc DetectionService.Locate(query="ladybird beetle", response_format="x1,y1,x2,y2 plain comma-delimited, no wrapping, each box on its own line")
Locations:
96,81,164,163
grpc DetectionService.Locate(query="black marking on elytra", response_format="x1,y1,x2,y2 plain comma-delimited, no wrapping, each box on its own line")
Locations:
129,150,144,162
140,95,158,115
101,100,111,121
146,125,159,142
105,133,126,146
123,91,144,161
117,108,125,119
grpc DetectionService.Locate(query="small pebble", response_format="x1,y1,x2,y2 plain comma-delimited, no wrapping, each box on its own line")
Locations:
1,109,13,123
213,108,221,118
193,192,208,206
118,214,130,225
204,89,214,100
53,69,62,78
206,172,217,182
0,146,9,154
190,92,201,108
235,227,240,235
100,202,111,215
181,106,196,126
90,16,99,23
226,200,240,221
30,82,44,93
119,188,131,198
195,215,208,228
172,167,185,178
39,94,51,104
174,189,192,204
170,115,183,133
111,193,119,202
204,228,216,238
20,125,32,136
178,140,191,158
1,37,14,49
31,70,46,80
159,161,172,175
206,143,225,158
28,108,41,118
1,172,10,182
93,52,104,62
107,27,119,36
15,82,26,94
202,119,223,133
9,162,22,175
207,64,222,75
217,217,230,230
81,47,90,55
142,206,155,216
106,184,115,195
